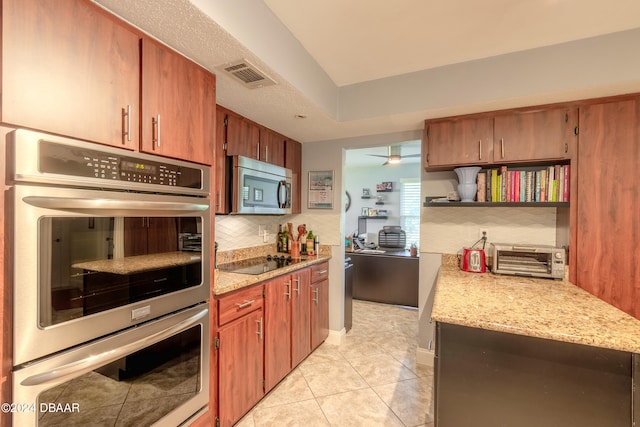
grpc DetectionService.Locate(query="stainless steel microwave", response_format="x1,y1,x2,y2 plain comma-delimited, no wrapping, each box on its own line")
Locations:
228,155,292,214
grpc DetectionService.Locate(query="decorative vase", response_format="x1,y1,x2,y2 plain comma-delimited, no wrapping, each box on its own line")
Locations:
454,166,482,202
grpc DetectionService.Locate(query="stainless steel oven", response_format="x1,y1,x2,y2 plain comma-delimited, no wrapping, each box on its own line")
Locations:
12,303,210,426
8,129,211,366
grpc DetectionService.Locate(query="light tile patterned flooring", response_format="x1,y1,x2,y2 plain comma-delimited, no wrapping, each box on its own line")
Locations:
236,300,435,426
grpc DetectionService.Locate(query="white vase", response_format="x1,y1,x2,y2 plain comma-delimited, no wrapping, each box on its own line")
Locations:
454,166,482,202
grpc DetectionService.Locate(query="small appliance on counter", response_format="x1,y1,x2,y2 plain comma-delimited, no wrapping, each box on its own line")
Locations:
491,243,566,279
460,235,487,273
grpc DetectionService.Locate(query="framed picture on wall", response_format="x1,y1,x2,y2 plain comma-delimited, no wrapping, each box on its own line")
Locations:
361,207,369,216
308,170,334,209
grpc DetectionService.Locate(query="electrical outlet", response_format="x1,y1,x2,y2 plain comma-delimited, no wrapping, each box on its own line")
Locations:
479,228,488,240
262,230,269,243
258,224,266,236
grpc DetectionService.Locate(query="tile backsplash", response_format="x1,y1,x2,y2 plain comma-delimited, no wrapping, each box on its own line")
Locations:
214,212,343,252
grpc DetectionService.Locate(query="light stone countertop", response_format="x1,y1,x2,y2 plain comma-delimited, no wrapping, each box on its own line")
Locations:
431,262,640,354
72,251,201,275
214,255,331,296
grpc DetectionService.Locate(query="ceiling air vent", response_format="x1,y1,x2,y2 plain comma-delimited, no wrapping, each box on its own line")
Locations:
217,59,277,89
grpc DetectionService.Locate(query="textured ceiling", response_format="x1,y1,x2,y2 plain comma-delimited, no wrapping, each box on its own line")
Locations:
92,0,640,145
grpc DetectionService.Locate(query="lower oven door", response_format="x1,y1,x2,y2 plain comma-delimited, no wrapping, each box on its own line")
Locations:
12,303,210,427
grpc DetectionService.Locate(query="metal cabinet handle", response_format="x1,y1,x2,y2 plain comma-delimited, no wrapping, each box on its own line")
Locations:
265,145,269,162
152,115,161,147
257,318,263,339
318,270,328,275
500,138,505,158
256,143,260,160
295,277,300,294
216,192,221,209
285,280,291,299
236,299,255,309
122,105,131,143
478,139,482,160
313,288,319,304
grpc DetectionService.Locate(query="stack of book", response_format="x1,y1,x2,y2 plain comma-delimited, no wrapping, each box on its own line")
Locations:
476,164,570,203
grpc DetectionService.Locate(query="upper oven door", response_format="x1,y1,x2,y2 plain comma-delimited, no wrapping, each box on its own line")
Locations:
231,156,292,214
12,184,211,366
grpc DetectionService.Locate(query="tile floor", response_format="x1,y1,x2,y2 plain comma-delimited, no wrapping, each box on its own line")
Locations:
236,300,435,427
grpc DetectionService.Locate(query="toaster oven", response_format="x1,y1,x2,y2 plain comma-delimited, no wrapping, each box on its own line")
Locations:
491,243,566,279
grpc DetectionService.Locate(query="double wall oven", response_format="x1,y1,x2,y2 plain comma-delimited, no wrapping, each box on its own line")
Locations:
8,130,211,426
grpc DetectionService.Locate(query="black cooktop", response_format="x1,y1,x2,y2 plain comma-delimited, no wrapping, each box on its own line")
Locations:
218,254,301,275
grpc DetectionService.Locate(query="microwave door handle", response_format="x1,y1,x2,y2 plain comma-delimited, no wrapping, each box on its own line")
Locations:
22,196,209,215
20,307,208,387
277,180,286,208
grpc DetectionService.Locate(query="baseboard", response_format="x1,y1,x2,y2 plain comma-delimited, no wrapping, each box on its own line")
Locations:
325,328,346,346
416,347,434,367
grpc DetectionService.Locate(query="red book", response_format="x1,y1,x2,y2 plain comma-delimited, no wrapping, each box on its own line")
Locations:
514,171,520,202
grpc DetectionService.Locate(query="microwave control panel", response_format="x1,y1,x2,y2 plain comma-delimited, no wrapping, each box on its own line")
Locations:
39,141,202,190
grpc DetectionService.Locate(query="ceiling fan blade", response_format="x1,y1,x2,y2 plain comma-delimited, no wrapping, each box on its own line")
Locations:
382,160,389,166
401,154,422,159
367,154,390,158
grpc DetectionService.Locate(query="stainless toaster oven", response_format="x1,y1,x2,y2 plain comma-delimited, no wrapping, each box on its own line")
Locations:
491,243,566,279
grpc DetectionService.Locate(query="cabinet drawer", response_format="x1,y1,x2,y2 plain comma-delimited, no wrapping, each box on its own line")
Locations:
310,262,329,283
218,285,264,326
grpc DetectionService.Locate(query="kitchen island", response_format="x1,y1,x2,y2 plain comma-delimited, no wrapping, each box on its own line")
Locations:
349,249,418,307
431,257,640,427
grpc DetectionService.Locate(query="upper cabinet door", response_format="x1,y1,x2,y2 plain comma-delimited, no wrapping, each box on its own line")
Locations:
494,108,577,163
261,128,285,167
2,0,140,149
285,139,302,214
141,37,215,165
226,113,260,160
424,117,493,169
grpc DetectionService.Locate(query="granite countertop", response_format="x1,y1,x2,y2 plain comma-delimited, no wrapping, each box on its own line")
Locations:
431,261,640,354
72,251,201,275
214,255,331,296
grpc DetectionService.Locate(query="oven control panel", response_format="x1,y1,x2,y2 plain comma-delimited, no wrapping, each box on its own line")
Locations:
39,141,202,189
11,129,210,196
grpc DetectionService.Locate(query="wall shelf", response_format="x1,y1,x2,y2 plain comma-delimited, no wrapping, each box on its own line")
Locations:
358,215,389,219
423,197,569,208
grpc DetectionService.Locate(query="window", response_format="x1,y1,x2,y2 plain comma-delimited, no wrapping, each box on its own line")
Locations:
400,178,420,249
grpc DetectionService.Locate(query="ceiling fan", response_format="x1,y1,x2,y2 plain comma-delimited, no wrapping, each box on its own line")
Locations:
368,145,421,165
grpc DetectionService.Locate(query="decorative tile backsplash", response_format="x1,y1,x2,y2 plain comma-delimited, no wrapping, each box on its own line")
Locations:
215,212,342,252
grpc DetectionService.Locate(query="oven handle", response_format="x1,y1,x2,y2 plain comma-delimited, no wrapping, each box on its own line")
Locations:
22,196,209,214
20,307,208,387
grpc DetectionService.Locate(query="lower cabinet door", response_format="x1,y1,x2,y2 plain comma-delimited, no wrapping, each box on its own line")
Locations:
218,309,263,427
310,278,329,350
264,276,292,392
291,269,311,367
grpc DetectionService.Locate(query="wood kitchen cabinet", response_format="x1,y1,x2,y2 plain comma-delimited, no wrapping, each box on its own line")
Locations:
424,116,494,168
310,263,330,350
214,106,228,214
1,0,140,149
285,139,303,214
217,285,264,427
260,127,286,167
493,107,577,163
225,112,261,160
140,37,215,165
264,276,292,392
265,268,312,392
573,97,640,320
291,269,311,366
123,217,178,257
